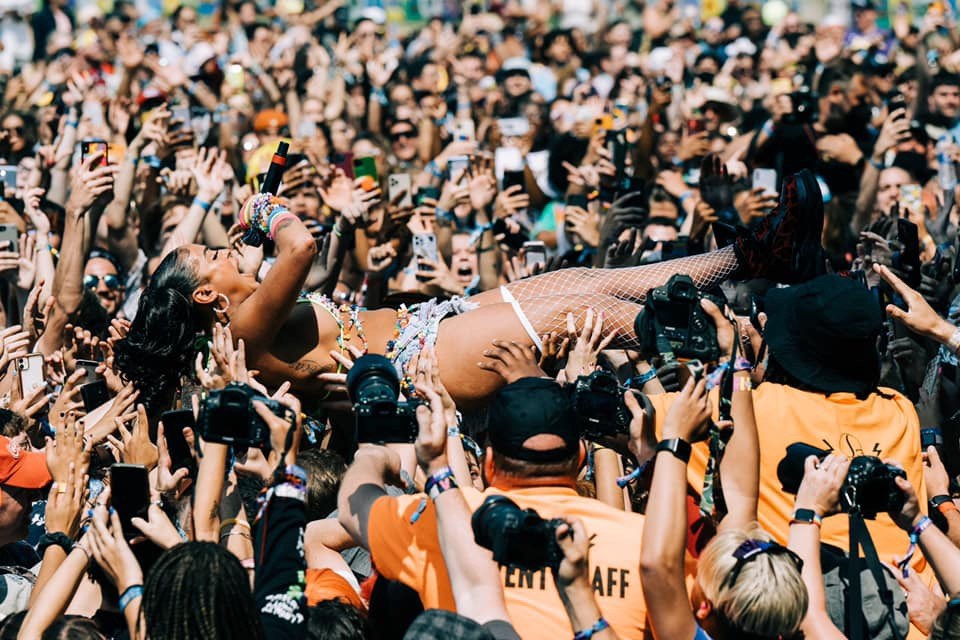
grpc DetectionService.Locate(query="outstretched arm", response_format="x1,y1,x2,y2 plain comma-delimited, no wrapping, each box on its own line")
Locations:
639,378,712,640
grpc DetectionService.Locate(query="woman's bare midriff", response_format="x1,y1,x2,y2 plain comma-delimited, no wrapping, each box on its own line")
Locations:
250,299,534,410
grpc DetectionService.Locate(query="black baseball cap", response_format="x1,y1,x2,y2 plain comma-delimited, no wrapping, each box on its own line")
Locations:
486,378,579,463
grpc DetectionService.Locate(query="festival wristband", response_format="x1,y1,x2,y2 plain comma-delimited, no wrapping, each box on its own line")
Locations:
899,516,933,577
733,357,753,372
119,585,143,613
573,617,610,640
424,466,458,500
628,369,658,388
192,197,212,213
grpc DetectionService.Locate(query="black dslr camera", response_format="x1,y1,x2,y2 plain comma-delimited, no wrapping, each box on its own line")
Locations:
635,274,720,362
777,443,906,519
568,370,631,438
347,354,421,444
472,495,564,571
782,87,818,125
198,382,291,449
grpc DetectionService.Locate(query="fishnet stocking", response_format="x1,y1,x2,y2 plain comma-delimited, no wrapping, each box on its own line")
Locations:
504,246,739,304
515,293,646,349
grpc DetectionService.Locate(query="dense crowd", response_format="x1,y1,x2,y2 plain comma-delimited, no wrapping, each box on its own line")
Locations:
0,0,959,639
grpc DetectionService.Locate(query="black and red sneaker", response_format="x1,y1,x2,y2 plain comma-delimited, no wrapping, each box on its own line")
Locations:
730,169,825,284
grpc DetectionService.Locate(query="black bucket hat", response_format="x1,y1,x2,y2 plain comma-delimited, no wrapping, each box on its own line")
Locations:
764,275,882,396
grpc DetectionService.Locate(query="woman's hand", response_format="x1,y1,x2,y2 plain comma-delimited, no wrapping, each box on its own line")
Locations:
22,187,50,235
477,339,547,382
889,471,922,531
107,404,158,470
192,147,231,203
131,504,183,550
874,264,956,344
44,461,88,539
564,206,600,247
554,518,591,591
794,453,851,518
45,408,90,486
412,357,448,475
564,309,616,380
87,489,143,591
661,376,712,442
922,445,951,498
155,422,192,497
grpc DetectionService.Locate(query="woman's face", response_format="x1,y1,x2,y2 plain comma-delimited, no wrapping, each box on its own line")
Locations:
2,117,26,153
184,244,257,304
547,35,573,64
330,120,354,154
450,233,478,285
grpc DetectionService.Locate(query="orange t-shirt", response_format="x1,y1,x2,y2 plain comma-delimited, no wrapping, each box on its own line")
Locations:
649,383,926,567
368,486,649,640
305,568,365,611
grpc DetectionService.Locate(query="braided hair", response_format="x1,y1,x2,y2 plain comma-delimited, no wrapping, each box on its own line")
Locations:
114,248,203,413
142,542,265,640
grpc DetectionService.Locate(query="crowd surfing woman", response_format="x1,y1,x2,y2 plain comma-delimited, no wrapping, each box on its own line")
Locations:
115,171,824,410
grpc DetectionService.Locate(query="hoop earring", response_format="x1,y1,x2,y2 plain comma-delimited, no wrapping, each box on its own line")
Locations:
213,293,231,323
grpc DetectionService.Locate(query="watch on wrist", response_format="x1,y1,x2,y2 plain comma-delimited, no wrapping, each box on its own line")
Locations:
655,437,691,464
930,495,957,514
790,508,823,527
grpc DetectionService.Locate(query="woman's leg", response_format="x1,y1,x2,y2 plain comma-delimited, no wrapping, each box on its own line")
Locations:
498,246,739,304
437,294,643,407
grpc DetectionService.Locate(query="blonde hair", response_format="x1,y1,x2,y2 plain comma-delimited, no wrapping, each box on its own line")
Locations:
697,526,809,638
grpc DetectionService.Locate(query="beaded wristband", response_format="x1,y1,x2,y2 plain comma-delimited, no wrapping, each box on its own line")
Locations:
119,585,143,613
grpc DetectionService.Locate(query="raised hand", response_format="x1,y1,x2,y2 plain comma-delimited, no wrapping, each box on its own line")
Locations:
661,376,712,443
477,339,547,382
107,404,158,470
192,147,231,202
699,154,734,212
65,153,117,215
45,409,90,486
564,308,616,380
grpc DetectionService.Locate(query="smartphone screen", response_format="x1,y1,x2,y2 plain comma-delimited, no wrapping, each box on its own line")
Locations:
81,139,109,167
523,241,547,269
332,152,354,179
899,184,922,215
0,165,17,194
417,186,440,205
110,464,150,537
76,359,100,385
159,409,197,476
447,155,469,181
896,217,922,288
0,224,18,253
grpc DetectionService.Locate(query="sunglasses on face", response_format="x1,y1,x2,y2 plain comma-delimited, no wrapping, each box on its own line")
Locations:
3,126,23,136
391,130,417,142
84,274,122,290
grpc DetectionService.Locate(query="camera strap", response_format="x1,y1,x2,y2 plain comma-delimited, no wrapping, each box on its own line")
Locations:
846,511,905,640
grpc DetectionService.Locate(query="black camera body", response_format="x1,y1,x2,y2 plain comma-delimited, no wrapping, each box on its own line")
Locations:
777,443,906,519
472,495,564,571
569,370,631,438
198,382,289,449
782,88,818,125
347,354,421,444
635,274,719,362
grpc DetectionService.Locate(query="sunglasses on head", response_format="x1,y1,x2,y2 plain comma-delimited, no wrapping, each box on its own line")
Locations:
722,539,803,590
84,274,122,290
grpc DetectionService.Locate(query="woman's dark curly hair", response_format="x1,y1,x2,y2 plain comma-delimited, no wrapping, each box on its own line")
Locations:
114,248,203,413
142,542,265,640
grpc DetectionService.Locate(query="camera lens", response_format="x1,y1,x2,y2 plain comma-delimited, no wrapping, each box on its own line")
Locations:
347,354,401,412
